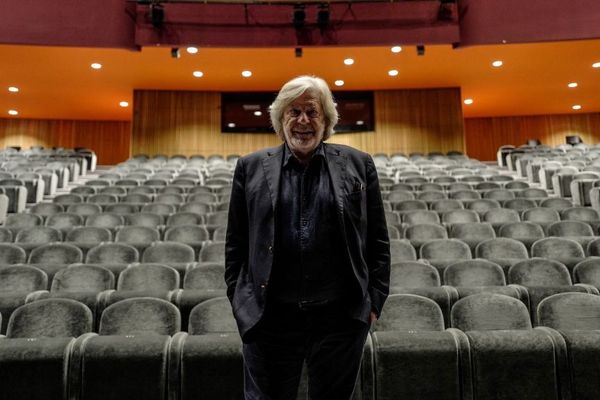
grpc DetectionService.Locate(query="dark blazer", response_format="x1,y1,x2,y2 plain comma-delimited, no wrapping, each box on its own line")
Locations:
225,142,390,341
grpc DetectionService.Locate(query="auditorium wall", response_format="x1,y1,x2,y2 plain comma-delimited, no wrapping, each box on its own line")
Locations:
0,118,131,165
465,112,600,161
131,88,466,158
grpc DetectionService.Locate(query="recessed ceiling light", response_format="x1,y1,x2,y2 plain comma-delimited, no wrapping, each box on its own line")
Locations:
334,80,345,86
572,105,582,110
388,69,399,77
186,47,199,54
119,101,129,108
492,60,503,67
464,98,474,105
8,110,18,116
343,58,354,65
241,70,252,78
592,62,600,68
90,63,102,70
227,123,236,128
192,71,204,78
391,46,402,53
254,111,262,116
356,120,364,126
568,82,578,88
8,86,19,93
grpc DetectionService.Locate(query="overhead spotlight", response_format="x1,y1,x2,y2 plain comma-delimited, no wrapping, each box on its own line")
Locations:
150,2,164,28
293,5,306,29
171,48,180,59
416,45,425,56
317,4,330,30
295,47,303,58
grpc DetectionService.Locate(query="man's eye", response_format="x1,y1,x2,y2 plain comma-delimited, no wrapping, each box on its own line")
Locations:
307,110,319,118
290,109,301,117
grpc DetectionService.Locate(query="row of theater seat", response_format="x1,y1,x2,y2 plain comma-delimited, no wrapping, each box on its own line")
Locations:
2,292,600,400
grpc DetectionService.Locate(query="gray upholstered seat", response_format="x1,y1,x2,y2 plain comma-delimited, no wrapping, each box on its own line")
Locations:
503,198,538,212
199,241,226,263
117,263,180,291
430,199,463,213
166,211,204,226
0,243,27,264
448,222,496,254
475,238,529,271
420,238,471,272
0,265,48,333
483,189,515,201
52,193,84,205
482,208,520,230
184,263,227,291
29,202,64,218
444,259,506,287
142,241,195,266
179,201,212,215
451,293,531,331
15,226,62,255
99,297,180,336
44,212,84,232
65,226,112,254
188,297,237,334
531,237,585,268
441,209,479,224
509,258,572,287
115,226,161,255
376,294,445,332
403,223,447,249
122,193,153,203
51,264,115,293
124,212,163,228
85,212,125,230
522,207,560,226
561,206,600,223
164,225,210,257
537,292,600,330
206,211,229,226
188,192,219,203
465,199,501,215
393,200,428,212
387,190,414,203
390,261,441,288
5,213,44,234
86,242,140,264
389,239,417,263
28,242,83,265
402,210,440,226
539,197,572,210
141,203,177,217
154,193,186,205
0,227,13,242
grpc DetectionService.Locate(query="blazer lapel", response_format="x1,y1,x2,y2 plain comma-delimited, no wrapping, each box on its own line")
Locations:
262,144,285,212
325,143,348,214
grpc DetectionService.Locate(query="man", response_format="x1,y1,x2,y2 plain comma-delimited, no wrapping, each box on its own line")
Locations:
225,75,390,400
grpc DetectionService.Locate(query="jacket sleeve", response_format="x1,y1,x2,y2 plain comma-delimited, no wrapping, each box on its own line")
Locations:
225,158,249,304
365,155,391,318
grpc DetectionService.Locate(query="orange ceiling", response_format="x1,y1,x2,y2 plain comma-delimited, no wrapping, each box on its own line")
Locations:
1,38,599,121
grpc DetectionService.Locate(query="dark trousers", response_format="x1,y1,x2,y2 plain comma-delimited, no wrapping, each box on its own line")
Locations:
242,301,370,400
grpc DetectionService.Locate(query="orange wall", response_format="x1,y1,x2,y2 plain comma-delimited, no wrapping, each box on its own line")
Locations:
0,118,131,165
465,113,600,161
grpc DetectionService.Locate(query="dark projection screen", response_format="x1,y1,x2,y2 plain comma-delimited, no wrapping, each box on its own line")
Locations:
221,91,374,133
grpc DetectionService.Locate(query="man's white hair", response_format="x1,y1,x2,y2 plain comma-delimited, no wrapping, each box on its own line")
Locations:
269,75,339,141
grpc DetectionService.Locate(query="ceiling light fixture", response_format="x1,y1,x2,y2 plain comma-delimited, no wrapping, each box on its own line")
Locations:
186,47,198,54
227,123,236,128
464,98,474,105
391,46,402,53
91,63,102,70
192,71,204,78
492,60,503,67
8,86,19,93
8,110,18,116
119,101,129,108
254,111,262,116
388,69,399,77
572,105,582,110
592,62,600,68
568,82,578,88
344,58,354,65
241,70,252,78
334,80,345,86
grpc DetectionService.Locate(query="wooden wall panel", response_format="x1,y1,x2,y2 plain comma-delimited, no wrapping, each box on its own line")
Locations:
132,88,465,157
0,118,131,165
465,113,600,161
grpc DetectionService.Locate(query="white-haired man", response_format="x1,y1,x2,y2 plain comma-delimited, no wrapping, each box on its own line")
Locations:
225,75,390,399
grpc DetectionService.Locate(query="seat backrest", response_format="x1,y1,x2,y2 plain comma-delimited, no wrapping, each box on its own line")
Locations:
498,222,545,240
142,242,195,263
503,198,537,212
390,261,440,288
166,212,204,226
394,200,428,212
51,264,115,292
29,202,64,217
53,193,84,204
86,242,140,264
375,294,445,332
450,293,531,331
0,227,13,242
387,190,414,202
7,298,93,338
444,259,506,286
521,207,560,223
188,297,238,334
164,225,210,243
140,203,176,216
420,239,472,260
389,239,417,262
85,212,125,229
404,224,447,242
483,189,515,201
99,297,181,336
561,207,600,222
537,293,600,330
179,201,212,215
15,226,62,244
28,243,84,264
184,263,227,290
483,208,520,224
206,211,229,226
466,199,501,214
573,257,600,286
539,197,572,210
449,222,496,240
44,212,84,230
124,212,163,228
531,237,585,260
475,238,529,260
547,221,594,237
508,258,572,286
5,213,43,230
402,210,440,225
441,209,480,224
199,241,226,263
0,243,27,264
66,226,112,243
0,265,47,292
115,226,161,244
118,263,180,291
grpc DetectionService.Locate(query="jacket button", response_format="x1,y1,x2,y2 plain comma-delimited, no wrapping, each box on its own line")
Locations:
260,283,267,289
268,244,273,254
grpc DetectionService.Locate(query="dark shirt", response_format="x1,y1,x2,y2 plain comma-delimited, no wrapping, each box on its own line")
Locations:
269,143,351,305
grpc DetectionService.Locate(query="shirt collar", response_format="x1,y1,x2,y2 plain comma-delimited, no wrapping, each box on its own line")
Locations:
283,141,325,168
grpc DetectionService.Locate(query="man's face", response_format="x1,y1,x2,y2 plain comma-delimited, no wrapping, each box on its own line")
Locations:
282,91,325,161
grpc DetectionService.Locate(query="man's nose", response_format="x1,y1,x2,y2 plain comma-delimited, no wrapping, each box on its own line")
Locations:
297,112,310,124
